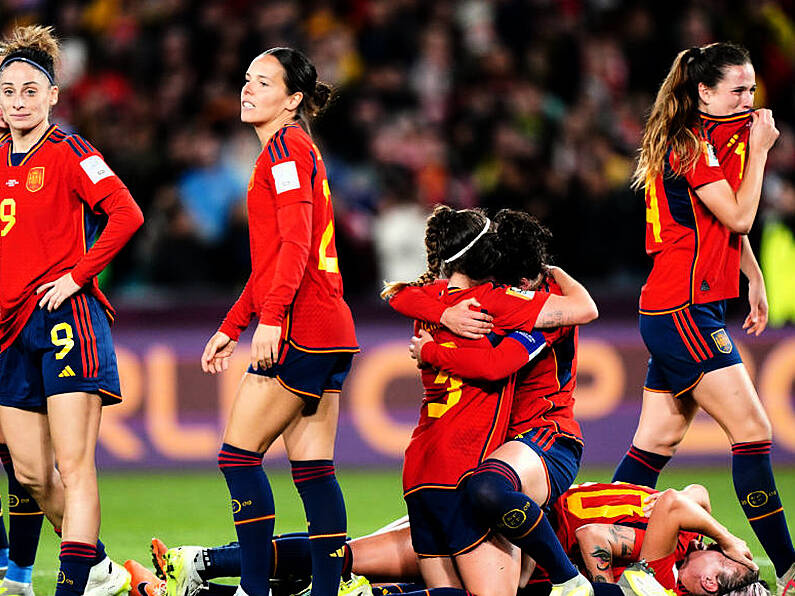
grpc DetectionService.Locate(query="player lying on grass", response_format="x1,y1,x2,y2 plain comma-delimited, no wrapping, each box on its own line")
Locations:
133,481,764,596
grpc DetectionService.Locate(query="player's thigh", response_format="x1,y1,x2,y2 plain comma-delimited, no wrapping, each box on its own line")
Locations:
223,373,303,453
283,391,340,461
632,389,699,455
350,524,420,579
691,363,770,443
456,534,520,596
47,392,102,474
417,556,462,589
0,405,55,486
488,440,549,506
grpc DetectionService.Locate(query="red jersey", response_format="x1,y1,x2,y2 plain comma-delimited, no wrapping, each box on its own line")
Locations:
416,276,582,443
219,124,357,352
395,283,549,494
0,125,140,351
640,112,752,313
550,482,699,579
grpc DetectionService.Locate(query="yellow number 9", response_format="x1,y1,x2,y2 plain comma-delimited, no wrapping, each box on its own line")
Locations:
0,198,16,237
50,323,74,360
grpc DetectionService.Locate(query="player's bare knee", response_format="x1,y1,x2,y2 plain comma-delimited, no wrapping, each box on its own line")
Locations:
12,466,49,499
55,457,95,489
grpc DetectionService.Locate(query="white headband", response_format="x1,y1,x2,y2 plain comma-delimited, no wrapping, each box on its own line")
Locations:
443,218,491,264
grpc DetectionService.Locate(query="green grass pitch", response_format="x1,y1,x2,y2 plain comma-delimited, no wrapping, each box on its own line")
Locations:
18,466,795,595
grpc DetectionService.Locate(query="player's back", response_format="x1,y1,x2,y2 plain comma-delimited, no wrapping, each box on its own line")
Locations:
509,275,581,441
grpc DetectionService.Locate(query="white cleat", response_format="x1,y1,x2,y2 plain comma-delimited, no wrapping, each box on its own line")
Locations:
0,578,34,596
550,573,594,596
164,547,205,596
85,557,132,596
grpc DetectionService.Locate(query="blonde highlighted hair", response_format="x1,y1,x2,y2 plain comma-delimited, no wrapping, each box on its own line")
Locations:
632,42,751,190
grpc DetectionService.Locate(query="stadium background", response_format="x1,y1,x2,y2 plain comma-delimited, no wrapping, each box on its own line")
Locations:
1,0,794,592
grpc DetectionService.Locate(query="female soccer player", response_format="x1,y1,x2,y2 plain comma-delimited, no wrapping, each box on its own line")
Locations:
383,205,596,596
608,42,795,588
391,209,592,596
0,25,143,596
198,48,357,596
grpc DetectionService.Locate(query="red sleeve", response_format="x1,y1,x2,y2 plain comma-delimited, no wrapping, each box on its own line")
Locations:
70,187,143,287
420,336,530,381
68,139,128,209
258,200,312,325
258,131,315,326
388,281,447,323
219,277,256,341
679,141,726,189
645,555,678,591
488,287,550,332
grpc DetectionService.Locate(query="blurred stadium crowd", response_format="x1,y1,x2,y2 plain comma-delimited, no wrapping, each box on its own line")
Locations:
8,0,795,314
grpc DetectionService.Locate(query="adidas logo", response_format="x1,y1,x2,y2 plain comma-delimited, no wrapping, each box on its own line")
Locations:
58,365,76,377
329,546,346,558
700,280,710,291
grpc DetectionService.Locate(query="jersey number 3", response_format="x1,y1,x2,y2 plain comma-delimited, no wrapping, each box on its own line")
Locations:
318,180,339,273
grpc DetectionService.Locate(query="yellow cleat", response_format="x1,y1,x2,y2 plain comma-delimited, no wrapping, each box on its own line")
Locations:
549,573,594,596
617,564,675,596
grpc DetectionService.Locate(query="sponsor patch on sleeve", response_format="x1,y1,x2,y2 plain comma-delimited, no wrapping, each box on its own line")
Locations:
271,161,301,194
80,155,114,184
506,286,536,300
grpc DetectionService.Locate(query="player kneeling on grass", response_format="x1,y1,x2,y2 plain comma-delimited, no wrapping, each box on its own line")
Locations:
133,482,766,596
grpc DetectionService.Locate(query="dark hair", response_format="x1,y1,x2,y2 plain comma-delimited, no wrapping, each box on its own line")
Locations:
381,205,498,299
264,47,332,127
493,209,552,286
633,42,751,189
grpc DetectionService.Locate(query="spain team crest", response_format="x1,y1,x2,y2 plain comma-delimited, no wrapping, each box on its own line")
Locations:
26,167,45,192
711,329,733,354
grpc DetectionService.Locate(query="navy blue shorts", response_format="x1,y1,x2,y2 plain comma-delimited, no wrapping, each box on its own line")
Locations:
640,301,743,398
247,345,354,415
404,487,489,558
512,430,583,510
0,293,121,410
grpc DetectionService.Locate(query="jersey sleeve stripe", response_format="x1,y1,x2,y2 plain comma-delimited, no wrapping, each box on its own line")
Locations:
267,143,276,163
72,135,91,153
75,135,96,152
65,137,86,157
309,151,318,188
272,137,284,160
278,128,290,157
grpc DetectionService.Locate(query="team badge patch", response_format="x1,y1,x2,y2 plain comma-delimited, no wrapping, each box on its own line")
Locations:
26,167,44,192
711,329,732,354
506,287,535,300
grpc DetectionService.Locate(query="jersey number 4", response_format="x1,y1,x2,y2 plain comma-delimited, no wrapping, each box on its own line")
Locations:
0,198,15,237
645,177,662,243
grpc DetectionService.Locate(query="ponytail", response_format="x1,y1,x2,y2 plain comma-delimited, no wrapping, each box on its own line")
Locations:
632,42,751,190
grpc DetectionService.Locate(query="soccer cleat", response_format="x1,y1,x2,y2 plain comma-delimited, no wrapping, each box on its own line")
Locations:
163,546,205,596
549,573,594,596
292,575,372,596
85,557,133,596
125,560,166,596
617,564,674,596
339,574,372,596
777,562,795,596
0,578,34,596
151,538,169,581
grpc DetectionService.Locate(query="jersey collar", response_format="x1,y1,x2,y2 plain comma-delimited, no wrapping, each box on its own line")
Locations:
698,109,754,123
6,123,59,167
